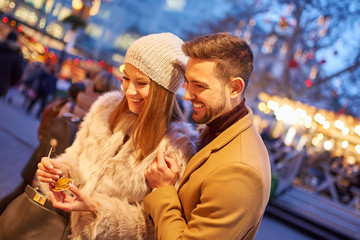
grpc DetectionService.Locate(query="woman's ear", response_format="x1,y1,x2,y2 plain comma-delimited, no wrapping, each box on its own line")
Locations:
229,77,244,98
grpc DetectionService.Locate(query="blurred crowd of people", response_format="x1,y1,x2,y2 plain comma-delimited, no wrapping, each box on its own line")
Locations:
0,30,124,214
0,31,121,120
0,31,24,101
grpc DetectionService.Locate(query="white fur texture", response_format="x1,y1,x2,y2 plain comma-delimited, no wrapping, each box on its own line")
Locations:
40,91,198,239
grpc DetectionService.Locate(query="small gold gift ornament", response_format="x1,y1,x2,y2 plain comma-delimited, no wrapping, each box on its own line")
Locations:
47,139,74,191
53,176,73,192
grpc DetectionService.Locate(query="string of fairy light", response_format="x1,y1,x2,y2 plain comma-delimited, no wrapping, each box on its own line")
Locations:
1,13,119,79
257,92,360,164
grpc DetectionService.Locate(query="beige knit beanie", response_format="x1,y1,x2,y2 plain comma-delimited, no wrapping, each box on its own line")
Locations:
124,32,187,93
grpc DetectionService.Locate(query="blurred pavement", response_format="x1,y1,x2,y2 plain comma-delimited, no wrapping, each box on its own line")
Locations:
0,89,314,239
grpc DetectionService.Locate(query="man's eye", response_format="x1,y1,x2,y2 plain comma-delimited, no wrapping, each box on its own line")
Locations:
196,84,205,88
123,76,130,81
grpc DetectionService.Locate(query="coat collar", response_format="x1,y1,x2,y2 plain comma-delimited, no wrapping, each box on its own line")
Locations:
178,107,255,189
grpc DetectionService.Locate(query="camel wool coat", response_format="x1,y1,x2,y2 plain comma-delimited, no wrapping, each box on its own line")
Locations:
144,108,271,240
39,91,199,240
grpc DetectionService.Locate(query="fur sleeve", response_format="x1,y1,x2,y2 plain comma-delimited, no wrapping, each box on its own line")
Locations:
71,121,198,240
72,195,154,240
39,92,123,196
59,91,123,181
164,121,199,189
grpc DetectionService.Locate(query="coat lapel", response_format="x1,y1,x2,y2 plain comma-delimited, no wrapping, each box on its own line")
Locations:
178,145,211,189
178,107,255,190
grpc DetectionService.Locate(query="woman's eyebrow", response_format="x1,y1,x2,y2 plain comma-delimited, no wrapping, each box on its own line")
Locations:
123,70,150,81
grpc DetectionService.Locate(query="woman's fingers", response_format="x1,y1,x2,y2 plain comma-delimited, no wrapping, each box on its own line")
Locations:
68,184,82,199
37,157,62,184
37,169,59,184
36,168,59,179
38,157,62,174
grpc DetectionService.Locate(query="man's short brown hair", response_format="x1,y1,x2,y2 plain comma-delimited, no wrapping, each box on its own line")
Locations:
182,33,254,90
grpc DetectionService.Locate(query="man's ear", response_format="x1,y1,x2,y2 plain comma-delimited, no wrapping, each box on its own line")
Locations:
229,77,244,98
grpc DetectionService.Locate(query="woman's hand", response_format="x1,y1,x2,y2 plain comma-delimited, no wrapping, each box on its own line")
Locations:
37,157,65,185
49,184,98,213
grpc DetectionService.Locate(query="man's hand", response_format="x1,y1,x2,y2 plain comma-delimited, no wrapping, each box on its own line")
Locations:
145,149,179,189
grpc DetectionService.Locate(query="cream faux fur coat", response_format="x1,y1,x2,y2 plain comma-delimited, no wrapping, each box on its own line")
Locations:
40,91,199,240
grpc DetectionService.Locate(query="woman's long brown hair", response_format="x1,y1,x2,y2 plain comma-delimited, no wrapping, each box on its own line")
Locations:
108,80,185,162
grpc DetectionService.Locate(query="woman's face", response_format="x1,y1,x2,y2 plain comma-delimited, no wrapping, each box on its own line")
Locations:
122,63,151,114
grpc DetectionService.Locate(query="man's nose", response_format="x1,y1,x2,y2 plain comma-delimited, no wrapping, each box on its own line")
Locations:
183,87,194,101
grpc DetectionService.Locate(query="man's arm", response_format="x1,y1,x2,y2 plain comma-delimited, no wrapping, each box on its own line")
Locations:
144,163,266,240
144,186,187,238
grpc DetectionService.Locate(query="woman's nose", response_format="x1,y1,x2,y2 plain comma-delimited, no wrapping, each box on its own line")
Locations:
125,82,137,95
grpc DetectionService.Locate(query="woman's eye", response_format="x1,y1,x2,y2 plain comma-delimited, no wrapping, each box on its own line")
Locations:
122,76,130,81
138,82,148,86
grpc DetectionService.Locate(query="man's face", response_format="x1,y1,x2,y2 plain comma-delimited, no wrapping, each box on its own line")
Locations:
184,58,233,124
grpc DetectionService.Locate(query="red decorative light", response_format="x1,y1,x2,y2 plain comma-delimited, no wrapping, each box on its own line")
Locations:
99,60,105,68
17,26,23,32
305,79,313,87
278,16,289,28
108,66,113,73
2,17,8,23
86,59,92,66
30,37,35,43
74,58,80,65
288,59,299,68
307,52,314,60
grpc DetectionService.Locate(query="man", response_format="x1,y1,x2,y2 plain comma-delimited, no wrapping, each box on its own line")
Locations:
0,31,24,99
26,62,58,118
144,33,271,239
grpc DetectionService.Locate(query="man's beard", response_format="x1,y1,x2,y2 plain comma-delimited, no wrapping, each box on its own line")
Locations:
193,91,226,124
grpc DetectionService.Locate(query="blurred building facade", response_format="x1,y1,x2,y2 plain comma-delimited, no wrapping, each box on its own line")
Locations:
0,0,229,67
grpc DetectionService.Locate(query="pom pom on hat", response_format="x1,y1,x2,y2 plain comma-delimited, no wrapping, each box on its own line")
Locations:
124,33,187,93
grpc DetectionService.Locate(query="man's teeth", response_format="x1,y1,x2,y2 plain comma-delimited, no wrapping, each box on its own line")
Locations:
193,103,204,108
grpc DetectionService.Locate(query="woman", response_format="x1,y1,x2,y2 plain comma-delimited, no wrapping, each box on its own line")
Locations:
37,33,198,239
